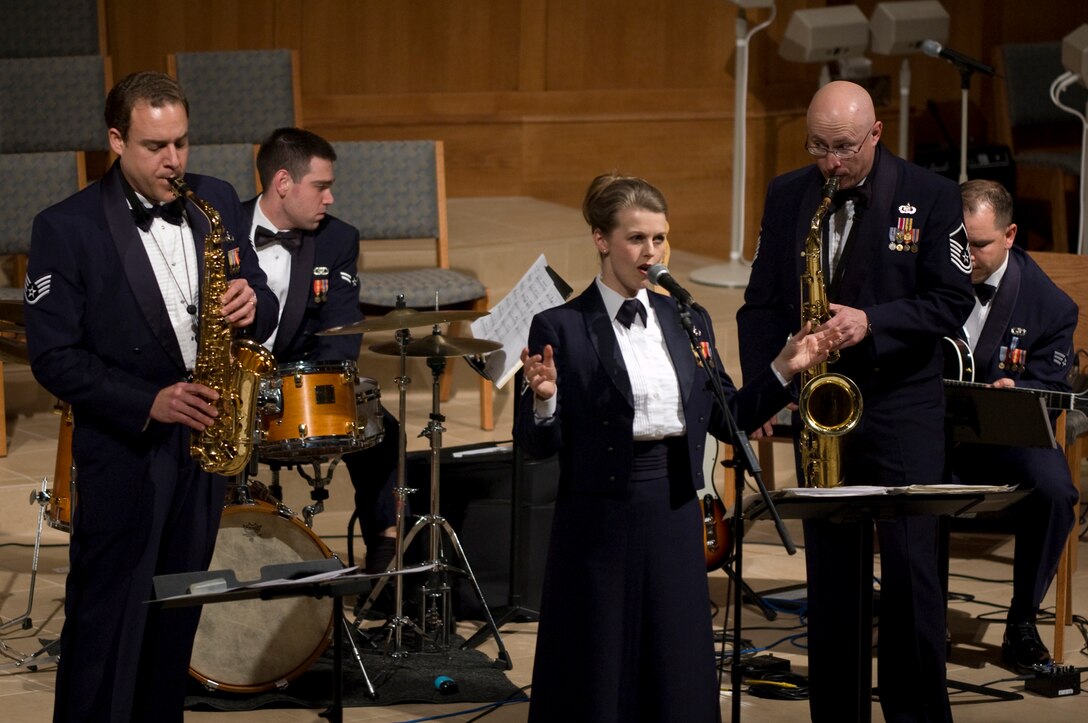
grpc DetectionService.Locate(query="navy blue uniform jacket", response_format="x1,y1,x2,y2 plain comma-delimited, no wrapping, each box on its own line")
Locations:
242,198,363,364
516,283,792,496
971,245,1076,391
738,145,974,485
26,164,277,445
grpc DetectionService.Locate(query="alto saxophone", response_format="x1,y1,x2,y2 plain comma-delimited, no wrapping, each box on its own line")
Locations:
171,178,276,476
798,174,863,488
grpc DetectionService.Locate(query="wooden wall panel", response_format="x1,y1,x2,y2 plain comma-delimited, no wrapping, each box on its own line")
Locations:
100,0,1088,260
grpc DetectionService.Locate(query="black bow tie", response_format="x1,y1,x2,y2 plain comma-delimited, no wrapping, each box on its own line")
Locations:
616,298,647,329
254,225,302,253
973,282,996,305
133,199,185,232
833,185,871,210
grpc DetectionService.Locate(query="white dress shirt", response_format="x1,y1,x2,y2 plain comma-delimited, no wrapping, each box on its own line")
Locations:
248,195,291,350
964,252,1009,353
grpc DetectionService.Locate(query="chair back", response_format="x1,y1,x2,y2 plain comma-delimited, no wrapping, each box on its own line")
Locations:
0,0,105,57
1029,251,1088,361
169,49,300,145
0,55,110,153
186,143,260,201
0,151,87,255
331,140,449,268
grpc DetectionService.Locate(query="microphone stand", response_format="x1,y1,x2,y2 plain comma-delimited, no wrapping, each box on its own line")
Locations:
673,301,795,723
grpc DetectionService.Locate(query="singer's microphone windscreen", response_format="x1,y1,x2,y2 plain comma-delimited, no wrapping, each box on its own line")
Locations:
920,39,942,58
646,263,669,286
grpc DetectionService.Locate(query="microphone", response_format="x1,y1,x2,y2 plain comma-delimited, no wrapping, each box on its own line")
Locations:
434,675,458,694
646,264,695,307
920,40,995,76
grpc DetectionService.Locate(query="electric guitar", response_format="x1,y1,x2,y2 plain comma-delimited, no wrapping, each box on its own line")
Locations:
699,493,732,571
941,336,1088,412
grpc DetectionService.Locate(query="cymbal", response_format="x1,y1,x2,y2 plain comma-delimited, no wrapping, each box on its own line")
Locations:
317,308,488,336
370,333,503,358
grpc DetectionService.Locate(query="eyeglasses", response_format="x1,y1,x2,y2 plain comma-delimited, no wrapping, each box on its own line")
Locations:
805,125,876,159
805,140,866,159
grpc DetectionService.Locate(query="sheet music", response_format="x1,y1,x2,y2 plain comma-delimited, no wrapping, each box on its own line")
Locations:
470,254,567,389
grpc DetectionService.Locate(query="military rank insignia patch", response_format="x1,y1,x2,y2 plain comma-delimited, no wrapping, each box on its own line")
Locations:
948,223,971,274
24,274,51,304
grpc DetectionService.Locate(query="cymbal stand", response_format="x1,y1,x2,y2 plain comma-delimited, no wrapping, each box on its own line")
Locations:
1,477,50,634
398,350,511,667
354,323,421,657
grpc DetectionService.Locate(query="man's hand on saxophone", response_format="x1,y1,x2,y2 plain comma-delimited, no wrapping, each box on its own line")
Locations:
150,382,219,430
220,277,259,327
825,303,870,349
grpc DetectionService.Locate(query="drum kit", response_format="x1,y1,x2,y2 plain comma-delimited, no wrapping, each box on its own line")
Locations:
10,300,511,690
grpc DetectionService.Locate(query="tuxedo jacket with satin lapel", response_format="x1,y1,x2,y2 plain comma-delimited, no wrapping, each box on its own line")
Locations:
242,198,362,364
515,283,790,496
26,163,277,443
973,245,1076,391
738,144,974,486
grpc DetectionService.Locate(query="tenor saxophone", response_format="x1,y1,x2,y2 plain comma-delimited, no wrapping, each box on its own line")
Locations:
798,174,863,488
171,178,276,476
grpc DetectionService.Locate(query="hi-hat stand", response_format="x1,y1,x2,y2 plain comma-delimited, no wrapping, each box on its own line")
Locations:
354,323,423,656
357,338,511,667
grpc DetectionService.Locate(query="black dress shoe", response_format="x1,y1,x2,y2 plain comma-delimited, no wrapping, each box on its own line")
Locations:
1001,621,1051,673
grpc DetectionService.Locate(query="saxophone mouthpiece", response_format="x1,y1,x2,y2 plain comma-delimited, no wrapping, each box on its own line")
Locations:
822,175,841,199
169,176,190,198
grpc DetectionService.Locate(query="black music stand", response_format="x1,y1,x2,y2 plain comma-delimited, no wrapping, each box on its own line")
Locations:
153,561,432,723
944,382,1057,448
745,489,1031,723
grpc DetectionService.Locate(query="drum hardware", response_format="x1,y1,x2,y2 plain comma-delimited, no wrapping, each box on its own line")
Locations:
359,315,423,657
1,477,51,636
358,325,510,667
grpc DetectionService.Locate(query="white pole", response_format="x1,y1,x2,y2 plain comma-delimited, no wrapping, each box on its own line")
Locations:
691,4,776,288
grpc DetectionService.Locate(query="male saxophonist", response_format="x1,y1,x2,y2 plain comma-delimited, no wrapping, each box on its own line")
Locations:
24,71,277,723
737,81,974,722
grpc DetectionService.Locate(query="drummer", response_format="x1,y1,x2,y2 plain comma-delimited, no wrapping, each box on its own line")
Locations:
243,127,398,582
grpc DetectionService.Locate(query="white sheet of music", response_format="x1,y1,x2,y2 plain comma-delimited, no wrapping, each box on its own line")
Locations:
469,254,566,389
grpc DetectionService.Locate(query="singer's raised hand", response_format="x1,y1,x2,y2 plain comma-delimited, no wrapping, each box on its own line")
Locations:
771,321,839,378
520,344,557,401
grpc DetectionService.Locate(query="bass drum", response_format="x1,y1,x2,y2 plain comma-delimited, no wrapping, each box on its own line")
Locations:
189,501,336,693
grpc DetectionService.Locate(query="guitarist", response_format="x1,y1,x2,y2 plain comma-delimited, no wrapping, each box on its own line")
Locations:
949,179,1079,673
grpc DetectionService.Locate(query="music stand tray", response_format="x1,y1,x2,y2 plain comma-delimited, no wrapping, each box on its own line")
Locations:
153,561,433,723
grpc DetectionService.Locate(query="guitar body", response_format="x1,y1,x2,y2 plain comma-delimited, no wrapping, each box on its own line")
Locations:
942,336,974,382
699,494,732,571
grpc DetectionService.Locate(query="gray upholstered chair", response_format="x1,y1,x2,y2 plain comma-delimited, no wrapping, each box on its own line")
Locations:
0,55,110,153
185,143,260,201
0,0,105,57
994,43,1088,251
332,140,494,430
0,151,87,456
168,49,300,145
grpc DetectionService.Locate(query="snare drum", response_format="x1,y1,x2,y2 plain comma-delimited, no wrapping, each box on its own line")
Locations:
258,360,372,461
189,500,335,693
